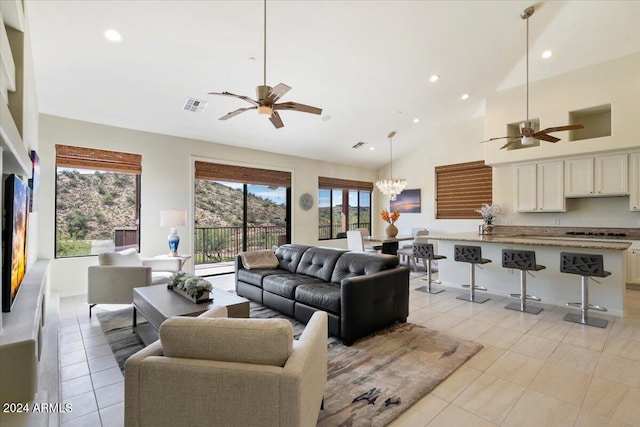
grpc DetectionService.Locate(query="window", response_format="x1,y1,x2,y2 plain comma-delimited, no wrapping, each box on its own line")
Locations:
55,145,141,258
194,161,291,265
318,177,372,240
435,160,492,219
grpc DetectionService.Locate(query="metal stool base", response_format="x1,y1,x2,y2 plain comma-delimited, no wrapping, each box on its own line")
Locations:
504,301,543,315
456,293,490,304
563,312,608,328
415,285,444,294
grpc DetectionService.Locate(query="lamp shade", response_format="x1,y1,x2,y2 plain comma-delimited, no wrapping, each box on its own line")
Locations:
160,210,187,227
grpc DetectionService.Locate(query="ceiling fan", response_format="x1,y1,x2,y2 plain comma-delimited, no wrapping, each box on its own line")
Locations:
481,5,583,150
208,0,322,129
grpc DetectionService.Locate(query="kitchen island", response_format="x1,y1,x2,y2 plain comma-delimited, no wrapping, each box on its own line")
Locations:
427,232,631,317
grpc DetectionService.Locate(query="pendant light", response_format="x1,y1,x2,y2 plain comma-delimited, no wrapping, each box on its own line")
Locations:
375,131,407,201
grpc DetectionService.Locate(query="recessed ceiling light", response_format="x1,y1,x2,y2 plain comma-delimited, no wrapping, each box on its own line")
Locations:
369,146,375,151
413,118,420,124
104,29,123,43
542,50,552,59
429,74,440,83
461,93,470,100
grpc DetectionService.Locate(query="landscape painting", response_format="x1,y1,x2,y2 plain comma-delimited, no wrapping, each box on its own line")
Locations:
3,175,29,312
390,189,421,213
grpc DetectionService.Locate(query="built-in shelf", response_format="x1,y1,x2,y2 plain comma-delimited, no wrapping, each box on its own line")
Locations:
506,118,540,150
569,104,612,141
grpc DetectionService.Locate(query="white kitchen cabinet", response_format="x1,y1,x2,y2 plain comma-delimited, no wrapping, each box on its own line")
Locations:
630,152,640,211
627,243,640,285
515,161,565,212
565,153,628,197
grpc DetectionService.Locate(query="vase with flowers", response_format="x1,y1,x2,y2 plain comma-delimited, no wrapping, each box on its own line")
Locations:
381,209,400,238
474,203,501,235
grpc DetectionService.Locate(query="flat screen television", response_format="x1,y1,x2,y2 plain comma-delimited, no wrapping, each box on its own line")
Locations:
2,174,29,312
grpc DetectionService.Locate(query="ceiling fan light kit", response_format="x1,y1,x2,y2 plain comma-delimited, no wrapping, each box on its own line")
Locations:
208,0,322,129
481,5,584,150
376,131,407,201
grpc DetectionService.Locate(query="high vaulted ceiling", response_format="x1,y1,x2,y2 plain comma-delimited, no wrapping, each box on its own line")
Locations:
26,1,640,168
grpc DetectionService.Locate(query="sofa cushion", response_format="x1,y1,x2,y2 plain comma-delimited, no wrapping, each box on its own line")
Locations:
295,283,341,314
160,316,293,367
275,244,311,273
296,247,347,282
239,250,279,269
263,274,325,298
237,268,285,287
98,248,142,267
331,252,399,283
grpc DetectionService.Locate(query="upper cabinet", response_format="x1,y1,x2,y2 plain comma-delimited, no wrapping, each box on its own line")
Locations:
631,152,640,211
515,160,565,212
565,153,628,197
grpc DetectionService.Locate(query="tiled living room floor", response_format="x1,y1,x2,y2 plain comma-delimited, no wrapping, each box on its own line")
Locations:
58,274,640,427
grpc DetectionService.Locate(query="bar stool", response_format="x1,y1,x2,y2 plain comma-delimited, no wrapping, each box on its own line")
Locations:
502,249,544,315
454,245,491,303
560,252,610,328
414,243,446,294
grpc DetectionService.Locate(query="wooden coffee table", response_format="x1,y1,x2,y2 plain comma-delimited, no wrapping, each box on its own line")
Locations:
132,284,250,345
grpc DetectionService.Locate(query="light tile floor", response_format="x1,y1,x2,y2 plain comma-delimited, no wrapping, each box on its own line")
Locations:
58,274,640,426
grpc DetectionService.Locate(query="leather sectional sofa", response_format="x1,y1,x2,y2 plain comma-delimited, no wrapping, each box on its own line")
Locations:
235,244,410,345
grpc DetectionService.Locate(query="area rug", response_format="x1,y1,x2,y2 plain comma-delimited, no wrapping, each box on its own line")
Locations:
98,302,481,426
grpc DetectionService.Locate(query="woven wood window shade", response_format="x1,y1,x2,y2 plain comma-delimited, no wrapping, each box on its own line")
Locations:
435,160,493,219
56,144,142,174
318,177,373,191
194,161,291,187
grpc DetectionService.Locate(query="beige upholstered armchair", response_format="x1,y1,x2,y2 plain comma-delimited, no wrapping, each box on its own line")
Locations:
87,249,181,317
124,311,328,427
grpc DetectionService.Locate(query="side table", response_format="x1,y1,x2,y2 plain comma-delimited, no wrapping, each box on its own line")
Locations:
154,253,191,269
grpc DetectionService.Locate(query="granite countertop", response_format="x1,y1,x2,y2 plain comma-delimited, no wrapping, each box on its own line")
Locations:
427,232,632,250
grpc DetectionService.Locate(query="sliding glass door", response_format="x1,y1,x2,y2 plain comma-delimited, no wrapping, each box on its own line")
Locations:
194,177,290,268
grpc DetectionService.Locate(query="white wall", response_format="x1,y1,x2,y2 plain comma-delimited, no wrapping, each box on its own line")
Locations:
38,114,377,296
484,53,640,165
374,117,487,236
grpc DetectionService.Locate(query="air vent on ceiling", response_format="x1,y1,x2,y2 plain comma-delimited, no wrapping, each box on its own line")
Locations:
352,141,366,149
184,98,208,113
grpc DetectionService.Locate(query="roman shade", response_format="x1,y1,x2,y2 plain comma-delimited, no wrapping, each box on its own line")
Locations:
55,144,142,174
194,161,291,187
318,177,373,191
435,160,492,219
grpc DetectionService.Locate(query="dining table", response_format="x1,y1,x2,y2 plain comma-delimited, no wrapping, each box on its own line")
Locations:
363,235,414,255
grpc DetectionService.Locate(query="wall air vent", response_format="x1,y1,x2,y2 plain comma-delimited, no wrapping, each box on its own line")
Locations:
184,98,208,113
352,141,366,149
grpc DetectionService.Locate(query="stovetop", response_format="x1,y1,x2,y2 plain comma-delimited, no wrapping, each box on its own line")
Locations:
565,231,628,239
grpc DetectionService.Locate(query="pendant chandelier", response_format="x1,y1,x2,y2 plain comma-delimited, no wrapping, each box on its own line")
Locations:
375,131,407,201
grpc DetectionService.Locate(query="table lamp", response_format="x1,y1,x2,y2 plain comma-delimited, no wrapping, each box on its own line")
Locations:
160,209,187,256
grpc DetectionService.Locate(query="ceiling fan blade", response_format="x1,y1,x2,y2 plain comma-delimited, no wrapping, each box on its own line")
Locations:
269,110,284,129
536,124,584,134
265,83,292,105
274,102,322,115
208,91,259,107
219,106,257,120
535,133,561,143
499,138,521,150
480,136,519,143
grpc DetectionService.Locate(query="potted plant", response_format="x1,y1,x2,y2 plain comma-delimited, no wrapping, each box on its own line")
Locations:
167,271,213,303
474,203,502,234
381,209,400,238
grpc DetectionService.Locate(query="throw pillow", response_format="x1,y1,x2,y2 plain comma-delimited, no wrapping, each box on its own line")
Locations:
240,249,279,269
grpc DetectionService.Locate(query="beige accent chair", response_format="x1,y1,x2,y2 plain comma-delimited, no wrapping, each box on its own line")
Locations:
87,249,181,317
124,311,328,427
